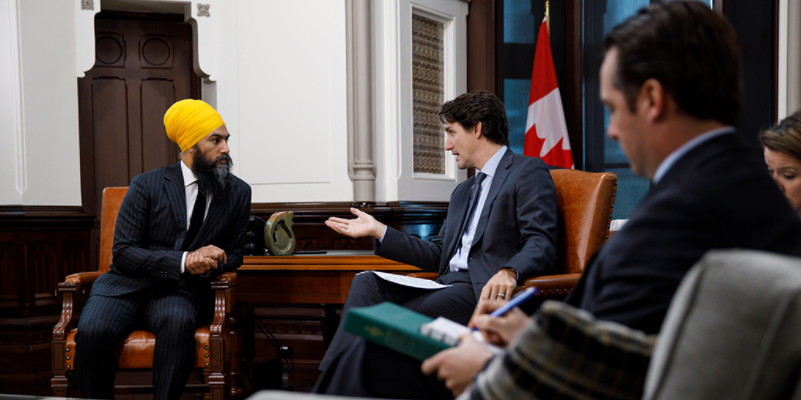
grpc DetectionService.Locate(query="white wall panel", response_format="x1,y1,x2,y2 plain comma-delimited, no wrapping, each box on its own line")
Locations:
779,0,801,119
0,0,23,204
235,0,351,202
17,0,82,206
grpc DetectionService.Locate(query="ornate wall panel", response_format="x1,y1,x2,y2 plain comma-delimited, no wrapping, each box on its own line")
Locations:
412,14,446,175
0,237,22,312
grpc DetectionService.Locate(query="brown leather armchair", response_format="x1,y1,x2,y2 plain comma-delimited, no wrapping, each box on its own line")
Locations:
51,187,241,400
409,169,617,297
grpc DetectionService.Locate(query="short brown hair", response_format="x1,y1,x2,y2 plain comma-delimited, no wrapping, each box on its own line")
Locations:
438,91,510,146
604,2,742,126
760,111,801,161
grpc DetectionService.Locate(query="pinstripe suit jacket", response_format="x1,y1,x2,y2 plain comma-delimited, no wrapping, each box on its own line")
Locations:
91,162,252,298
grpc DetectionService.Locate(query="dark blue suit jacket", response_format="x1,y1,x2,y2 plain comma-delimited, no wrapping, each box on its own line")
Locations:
568,133,801,334
91,162,252,298
376,149,559,300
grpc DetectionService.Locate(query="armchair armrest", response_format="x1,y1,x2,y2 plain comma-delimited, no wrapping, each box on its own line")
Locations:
59,271,104,294
406,272,438,280
53,271,104,341
210,271,237,338
524,273,582,296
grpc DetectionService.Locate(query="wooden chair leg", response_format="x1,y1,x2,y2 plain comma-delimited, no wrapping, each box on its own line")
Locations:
228,305,244,400
51,375,69,397
203,369,212,400
52,338,69,397
209,372,227,400
208,335,229,400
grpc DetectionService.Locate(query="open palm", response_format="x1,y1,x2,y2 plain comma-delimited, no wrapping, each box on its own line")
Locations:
325,208,384,239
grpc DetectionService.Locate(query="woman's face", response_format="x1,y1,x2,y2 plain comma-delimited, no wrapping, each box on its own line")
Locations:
765,147,801,212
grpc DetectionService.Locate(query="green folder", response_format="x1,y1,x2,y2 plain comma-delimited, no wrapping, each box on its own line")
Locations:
343,302,453,361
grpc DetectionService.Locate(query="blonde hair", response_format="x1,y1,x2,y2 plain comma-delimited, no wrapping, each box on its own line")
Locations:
760,110,801,161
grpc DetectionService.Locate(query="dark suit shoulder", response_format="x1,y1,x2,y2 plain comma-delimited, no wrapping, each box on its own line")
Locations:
510,154,550,175
129,164,176,187
657,133,778,213
228,174,251,193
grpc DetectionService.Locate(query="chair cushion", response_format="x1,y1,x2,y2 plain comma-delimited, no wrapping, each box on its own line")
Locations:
65,326,214,370
465,300,656,400
644,250,801,400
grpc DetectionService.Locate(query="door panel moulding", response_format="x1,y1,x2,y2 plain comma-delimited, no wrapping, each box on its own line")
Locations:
74,0,218,81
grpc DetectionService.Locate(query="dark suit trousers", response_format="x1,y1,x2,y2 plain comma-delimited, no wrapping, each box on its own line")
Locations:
74,282,211,400
315,270,474,398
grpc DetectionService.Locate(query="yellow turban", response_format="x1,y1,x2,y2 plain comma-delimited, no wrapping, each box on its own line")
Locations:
164,99,225,152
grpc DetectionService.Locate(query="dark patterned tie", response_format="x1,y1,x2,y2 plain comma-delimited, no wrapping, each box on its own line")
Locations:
182,186,206,251
457,172,488,244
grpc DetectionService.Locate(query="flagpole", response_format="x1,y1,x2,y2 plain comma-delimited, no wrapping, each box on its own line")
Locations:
545,0,550,33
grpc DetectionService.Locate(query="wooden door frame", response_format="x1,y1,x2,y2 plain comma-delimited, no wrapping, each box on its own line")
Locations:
78,11,201,271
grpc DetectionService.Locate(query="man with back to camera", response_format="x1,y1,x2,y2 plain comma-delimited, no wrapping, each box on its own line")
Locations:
423,3,801,398
74,99,252,400
314,91,559,397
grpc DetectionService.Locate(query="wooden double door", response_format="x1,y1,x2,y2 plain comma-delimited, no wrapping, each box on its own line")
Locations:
78,12,200,268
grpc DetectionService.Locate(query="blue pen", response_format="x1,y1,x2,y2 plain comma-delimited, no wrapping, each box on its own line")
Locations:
472,287,539,332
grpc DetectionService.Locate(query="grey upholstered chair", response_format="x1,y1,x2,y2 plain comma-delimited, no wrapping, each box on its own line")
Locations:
644,249,801,400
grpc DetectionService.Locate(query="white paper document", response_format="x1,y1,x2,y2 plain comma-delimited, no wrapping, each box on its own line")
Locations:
420,317,505,356
357,271,452,290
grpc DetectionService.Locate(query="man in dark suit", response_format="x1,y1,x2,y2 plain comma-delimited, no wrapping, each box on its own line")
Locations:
313,91,558,397
74,99,252,400
423,3,801,398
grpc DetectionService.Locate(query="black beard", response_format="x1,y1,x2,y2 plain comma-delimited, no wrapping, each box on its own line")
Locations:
192,149,234,198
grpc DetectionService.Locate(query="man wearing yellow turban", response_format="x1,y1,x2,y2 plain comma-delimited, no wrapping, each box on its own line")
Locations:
75,99,252,400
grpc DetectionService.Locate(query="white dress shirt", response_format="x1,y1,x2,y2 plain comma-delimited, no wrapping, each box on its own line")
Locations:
447,146,507,272
179,161,213,273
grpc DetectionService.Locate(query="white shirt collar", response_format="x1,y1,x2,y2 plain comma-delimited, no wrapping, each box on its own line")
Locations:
180,160,198,187
652,127,735,184
476,146,507,178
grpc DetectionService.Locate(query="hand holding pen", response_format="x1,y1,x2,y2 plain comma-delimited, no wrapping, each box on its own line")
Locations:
468,287,538,348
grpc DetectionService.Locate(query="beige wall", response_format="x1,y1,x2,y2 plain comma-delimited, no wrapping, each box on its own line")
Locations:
218,0,353,203
0,0,82,206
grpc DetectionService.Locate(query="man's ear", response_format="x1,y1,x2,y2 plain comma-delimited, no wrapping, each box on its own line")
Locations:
639,78,666,122
473,121,483,139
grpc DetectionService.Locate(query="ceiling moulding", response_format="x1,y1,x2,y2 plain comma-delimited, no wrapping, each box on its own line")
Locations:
74,0,218,81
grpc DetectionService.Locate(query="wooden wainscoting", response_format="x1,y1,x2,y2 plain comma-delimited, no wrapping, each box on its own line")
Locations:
0,206,94,394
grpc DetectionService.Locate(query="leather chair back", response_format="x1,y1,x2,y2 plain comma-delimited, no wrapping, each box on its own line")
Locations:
550,169,617,274
99,187,129,273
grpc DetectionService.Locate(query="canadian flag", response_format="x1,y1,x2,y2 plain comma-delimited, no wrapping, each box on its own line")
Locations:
524,18,574,169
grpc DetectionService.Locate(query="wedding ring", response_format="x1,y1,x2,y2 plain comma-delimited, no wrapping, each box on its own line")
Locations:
497,293,506,299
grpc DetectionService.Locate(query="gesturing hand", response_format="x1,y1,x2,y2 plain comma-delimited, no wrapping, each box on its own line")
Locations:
325,208,386,240
421,333,493,397
469,299,529,348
